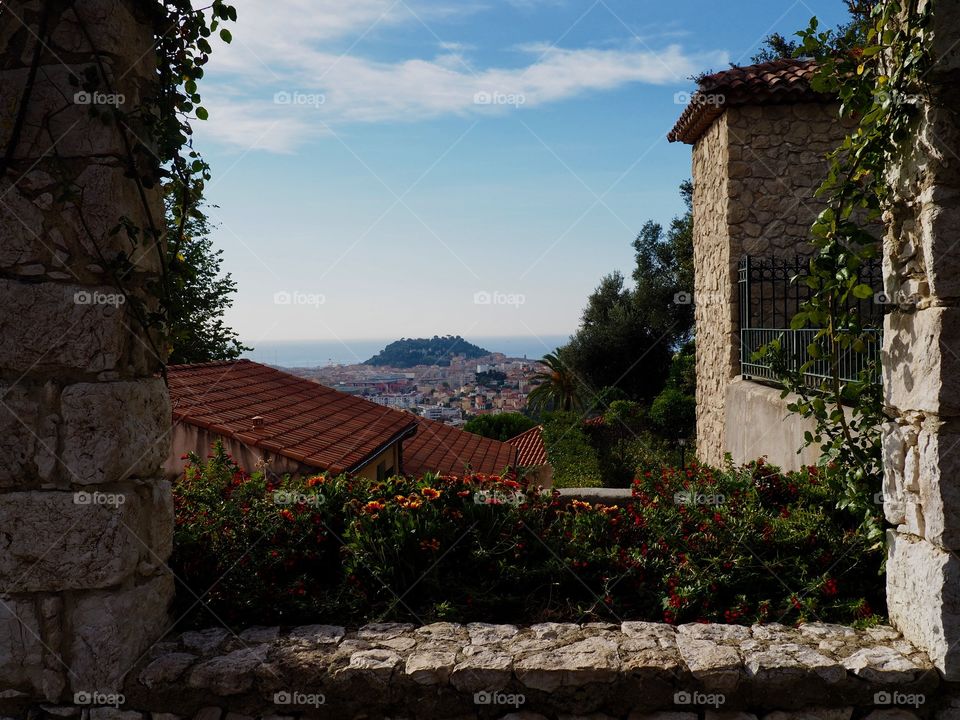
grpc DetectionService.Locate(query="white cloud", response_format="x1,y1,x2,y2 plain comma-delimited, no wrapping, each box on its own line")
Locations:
196,0,727,152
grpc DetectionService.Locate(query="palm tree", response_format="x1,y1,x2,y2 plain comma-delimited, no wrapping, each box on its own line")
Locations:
527,350,582,413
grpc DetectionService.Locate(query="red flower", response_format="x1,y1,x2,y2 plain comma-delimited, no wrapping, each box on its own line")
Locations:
280,509,295,522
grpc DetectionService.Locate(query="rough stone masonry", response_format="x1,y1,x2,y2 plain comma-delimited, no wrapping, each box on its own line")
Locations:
0,0,173,700
880,1,960,680
6,621,950,719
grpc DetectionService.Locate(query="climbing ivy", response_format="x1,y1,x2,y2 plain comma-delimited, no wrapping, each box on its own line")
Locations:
759,0,930,542
53,1,238,364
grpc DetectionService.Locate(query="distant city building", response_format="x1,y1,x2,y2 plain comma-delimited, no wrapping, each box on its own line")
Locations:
418,405,462,423
369,393,422,410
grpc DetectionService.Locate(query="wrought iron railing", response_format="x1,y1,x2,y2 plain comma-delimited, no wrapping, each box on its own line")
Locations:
738,255,884,387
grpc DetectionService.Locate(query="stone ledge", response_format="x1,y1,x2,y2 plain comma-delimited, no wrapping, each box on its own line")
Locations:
1,621,941,720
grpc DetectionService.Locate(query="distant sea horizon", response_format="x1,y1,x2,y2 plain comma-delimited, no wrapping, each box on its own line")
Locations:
241,335,572,368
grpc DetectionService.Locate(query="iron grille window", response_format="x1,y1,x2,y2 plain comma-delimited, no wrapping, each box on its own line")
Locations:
738,255,885,387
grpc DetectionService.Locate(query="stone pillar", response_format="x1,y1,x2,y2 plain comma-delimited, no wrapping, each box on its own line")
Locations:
0,0,173,703
882,2,960,680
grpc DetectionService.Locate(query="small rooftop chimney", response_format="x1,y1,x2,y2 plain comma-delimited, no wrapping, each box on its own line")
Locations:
251,415,265,429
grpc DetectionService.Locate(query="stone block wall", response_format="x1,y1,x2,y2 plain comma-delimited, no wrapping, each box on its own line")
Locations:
880,2,960,680
0,620,949,720
692,101,855,466
0,0,172,702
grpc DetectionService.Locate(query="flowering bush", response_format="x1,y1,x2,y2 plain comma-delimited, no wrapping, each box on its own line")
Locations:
172,443,883,629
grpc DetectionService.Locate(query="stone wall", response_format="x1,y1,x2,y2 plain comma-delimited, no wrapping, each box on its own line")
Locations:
880,2,960,680
692,101,854,466
0,0,172,702
0,620,949,719
691,113,731,465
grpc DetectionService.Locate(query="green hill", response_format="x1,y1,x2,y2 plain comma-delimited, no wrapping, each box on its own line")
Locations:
364,336,490,368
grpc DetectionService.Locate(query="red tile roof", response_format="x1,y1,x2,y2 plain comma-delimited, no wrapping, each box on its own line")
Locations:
166,360,418,475
508,425,548,467
668,59,824,145
404,417,517,478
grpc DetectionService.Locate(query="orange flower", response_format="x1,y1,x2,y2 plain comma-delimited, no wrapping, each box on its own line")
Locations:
307,475,325,487
421,487,442,500
279,509,295,522
571,500,591,511
363,501,386,515
420,538,441,552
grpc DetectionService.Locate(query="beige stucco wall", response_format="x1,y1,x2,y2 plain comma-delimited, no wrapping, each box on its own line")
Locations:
724,379,822,471
166,423,310,479
692,101,851,466
166,422,402,480
356,443,402,482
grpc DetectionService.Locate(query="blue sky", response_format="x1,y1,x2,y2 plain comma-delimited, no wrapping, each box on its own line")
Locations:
197,0,849,348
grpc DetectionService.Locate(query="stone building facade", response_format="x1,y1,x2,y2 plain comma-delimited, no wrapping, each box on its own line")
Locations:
879,1,960,679
669,60,858,469
0,0,173,700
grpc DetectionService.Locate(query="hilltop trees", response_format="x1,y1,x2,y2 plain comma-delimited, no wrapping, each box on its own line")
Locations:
365,336,490,368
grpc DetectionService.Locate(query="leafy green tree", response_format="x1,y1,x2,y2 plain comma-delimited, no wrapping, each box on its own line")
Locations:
598,400,646,487
527,350,583,413
561,182,693,405
464,413,537,442
564,273,672,405
649,343,697,440
750,33,804,64
164,185,249,365
475,370,507,387
749,1,878,64
632,180,695,345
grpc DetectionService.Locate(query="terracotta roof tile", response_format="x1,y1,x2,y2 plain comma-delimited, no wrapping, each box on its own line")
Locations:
507,425,548,467
403,417,517,478
668,59,824,144
166,360,418,475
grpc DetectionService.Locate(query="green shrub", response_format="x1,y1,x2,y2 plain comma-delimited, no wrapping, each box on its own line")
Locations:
172,444,884,629
649,386,696,440
540,411,603,488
